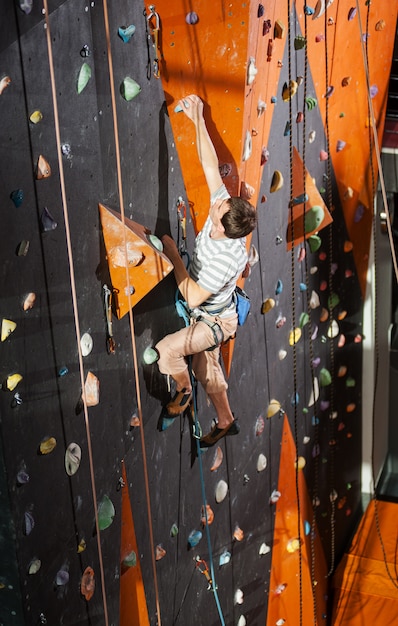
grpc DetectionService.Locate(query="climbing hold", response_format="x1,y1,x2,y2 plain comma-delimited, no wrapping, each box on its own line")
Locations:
215,479,228,503
123,550,137,567
257,453,267,471
24,511,35,536
186,11,199,24
299,312,309,328
36,155,51,179
219,550,231,566
319,368,332,386
257,99,267,117
354,204,365,222
233,525,244,541
287,538,301,553
55,569,69,586
308,377,319,406
81,332,93,356
19,0,32,14
347,7,356,20
289,327,301,345
17,240,30,256
370,84,378,99
242,130,252,161
77,539,87,553
143,346,159,364
270,170,283,192
311,325,319,340
299,282,307,292
260,147,269,166
40,436,57,455
247,57,258,85
315,33,325,42
279,349,287,360
296,111,303,123
319,308,329,322
276,315,286,328
375,20,386,31
0,75,11,94
292,193,308,206
234,589,244,605
309,291,320,309
259,542,271,555
77,62,92,94
30,110,43,124
81,567,95,601
17,469,30,484
319,150,328,161
304,520,311,535
1,319,16,342
4,373,22,391
305,96,318,110
328,293,340,309
267,399,281,418
261,298,275,314
308,235,322,252
294,35,307,50
295,456,306,470
255,415,265,435
309,130,316,143
298,247,306,262
170,523,178,538
40,206,57,231
187,530,202,548
210,446,223,471
121,77,141,101
109,243,144,268
275,279,283,295
118,24,136,42
28,559,41,575
23,292,36,311
336,139,346,152
155,545,166,560
84,371,99,406
201,504,214,526
291,392,299,406
10,189,24,207
270,95,277,104
237,616,247,626
305,5,315,15
274,19,285,39
65,443,82,476
341,76,352,87
346,377,356,388
219,163,232,178
263,19,272,35
257,4,265,17
283,121,291,136
344,187,354,199
282,80,298,101
240,181,255,200
269,489,281,503
98,495,115,530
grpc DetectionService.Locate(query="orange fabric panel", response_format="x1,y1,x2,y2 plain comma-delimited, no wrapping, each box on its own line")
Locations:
267,414,328,625
332,500,398,624
296,1,398,296
119,462,150,626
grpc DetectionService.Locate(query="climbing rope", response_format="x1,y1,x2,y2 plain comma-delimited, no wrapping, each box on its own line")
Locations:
41,2,110,623
356,0,398,589
287,1,303,624
101,0,164,621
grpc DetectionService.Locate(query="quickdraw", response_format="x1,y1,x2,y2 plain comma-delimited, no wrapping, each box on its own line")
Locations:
103,284,116,354
176,196,187,253
194,556,214,590
147,5,161,79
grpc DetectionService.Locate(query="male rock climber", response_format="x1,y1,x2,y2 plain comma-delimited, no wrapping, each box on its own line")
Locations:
155,94,257,447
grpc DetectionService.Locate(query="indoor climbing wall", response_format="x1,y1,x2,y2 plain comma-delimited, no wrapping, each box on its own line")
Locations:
0,1,396,626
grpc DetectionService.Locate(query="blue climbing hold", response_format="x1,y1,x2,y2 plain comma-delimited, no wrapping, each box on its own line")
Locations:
188,530,202,548
275,279,283,295
10,189,24,207
118,25,136,42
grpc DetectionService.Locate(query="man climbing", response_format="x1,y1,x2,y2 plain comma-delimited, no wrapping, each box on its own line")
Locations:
156,94,257,446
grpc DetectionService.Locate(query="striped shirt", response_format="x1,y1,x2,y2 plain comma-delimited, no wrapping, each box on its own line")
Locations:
189,185,248,315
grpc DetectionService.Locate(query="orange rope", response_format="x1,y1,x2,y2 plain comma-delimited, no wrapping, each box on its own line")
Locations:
41,2,109,623
101,1,162,622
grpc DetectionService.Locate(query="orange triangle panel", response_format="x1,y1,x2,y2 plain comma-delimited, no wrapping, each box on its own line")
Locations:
286,147,333,249
99,204,173,319
267,414,328,625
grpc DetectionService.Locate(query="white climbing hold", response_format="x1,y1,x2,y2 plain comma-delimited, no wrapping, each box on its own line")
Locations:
308,377,319,407
327,320,339,338
80,332,93,357
242,130,252,161
257,453,267,472
215,479,228,503
259,542,271,555
247,57,258,85
234,588,244,605
309,290,320,309
237,616,247,626
278,349,287,360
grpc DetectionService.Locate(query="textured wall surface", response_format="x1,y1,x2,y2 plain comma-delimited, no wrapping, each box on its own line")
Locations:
0,1,396,625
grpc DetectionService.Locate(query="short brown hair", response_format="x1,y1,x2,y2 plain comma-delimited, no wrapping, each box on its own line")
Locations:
221,197,257,239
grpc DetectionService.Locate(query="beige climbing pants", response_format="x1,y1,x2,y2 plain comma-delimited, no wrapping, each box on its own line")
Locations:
156,312,238,394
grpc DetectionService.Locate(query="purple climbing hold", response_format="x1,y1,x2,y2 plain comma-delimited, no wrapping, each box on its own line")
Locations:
24,511,35,535
325,85,334,98
354,204,365,223
40,207,57,232
369,85,378,99
17,470,30,484
263,19,272,35
336,139,346,152
348,7,357,20
55,569,70,586
257,4,265,17
320,400,330,411
312,357,321,368
186,12,199,25
19,0,32,14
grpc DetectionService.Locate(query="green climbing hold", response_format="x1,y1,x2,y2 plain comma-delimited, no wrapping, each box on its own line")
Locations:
170,523,179,537
346,377,356,388
77,62,92,94
319,367,332,387
121,77,141,101
308,235,322,252
98,495,115,530
299,312,309,328
294,35,307,50
123,550,137,567
328,293,340,310
304,206,324,233
143,346,159,364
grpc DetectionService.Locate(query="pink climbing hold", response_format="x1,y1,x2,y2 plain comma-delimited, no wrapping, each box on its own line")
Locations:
320,280,328,291
319,251,327,261
319,150,328,161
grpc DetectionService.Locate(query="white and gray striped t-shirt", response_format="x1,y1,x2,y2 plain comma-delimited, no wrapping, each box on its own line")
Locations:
189,185,248,316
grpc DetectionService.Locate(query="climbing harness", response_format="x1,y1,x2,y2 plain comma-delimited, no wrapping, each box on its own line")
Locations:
194,556,214,590
103,284,116,354
146,5,161,79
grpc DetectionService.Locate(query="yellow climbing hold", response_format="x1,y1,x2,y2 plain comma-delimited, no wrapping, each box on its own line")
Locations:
1,319,16,341
289,328,301,345
286,538,301,553
40,437,57,455
30,110,43,124
261,298,275,314
270,170,283,193
267,399,281,418
282,80,298,101
6,373,22,391
295,456,306,470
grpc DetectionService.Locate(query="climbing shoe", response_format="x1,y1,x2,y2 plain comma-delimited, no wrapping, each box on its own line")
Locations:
199,419,240,447
166,388,192,416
